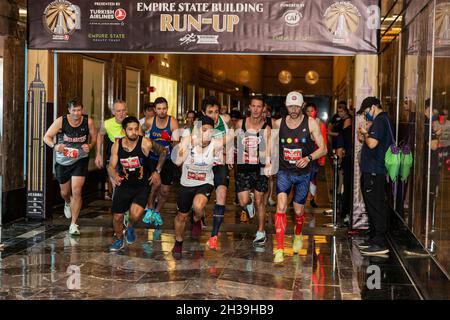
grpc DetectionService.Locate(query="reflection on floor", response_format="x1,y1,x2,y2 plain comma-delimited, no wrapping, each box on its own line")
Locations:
0,167,420,300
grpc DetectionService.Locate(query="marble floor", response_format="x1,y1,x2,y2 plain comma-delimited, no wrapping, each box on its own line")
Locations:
0,168,421,300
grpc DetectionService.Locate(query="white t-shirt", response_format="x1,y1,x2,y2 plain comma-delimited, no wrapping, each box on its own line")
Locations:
180,143,215,187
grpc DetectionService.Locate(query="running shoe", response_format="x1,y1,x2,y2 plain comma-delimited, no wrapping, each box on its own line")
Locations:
142,208,154,224
64,202,72,219
253,231,266,247
191,219,202,239
123,210,130,228
110,239,124,252
206,236,219,250
152,211,163,227
293,234,303,254
240,210,249,223
268,197,276,207
125,227,136,244
357,240,372,249
172,242,182,258
274,249,284,264
246,192,255,219
69,224,80,236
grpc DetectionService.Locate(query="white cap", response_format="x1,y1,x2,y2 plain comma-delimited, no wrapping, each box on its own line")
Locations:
285,91,304,107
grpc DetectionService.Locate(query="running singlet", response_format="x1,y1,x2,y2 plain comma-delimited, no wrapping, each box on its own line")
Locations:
279,116,316,174
180,143,215,187
56,115,89,166
236,118,267,173
117,136,150,187
104,117,126,144
148,116,173,161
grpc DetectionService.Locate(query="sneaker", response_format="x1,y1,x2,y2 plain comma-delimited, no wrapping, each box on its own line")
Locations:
293,234,303,254
246,193,255,219
110,239,124,252
123,210,130,228
240,210,249,223
274,249,284,263
360,245,390,256
206,236,219,250
69,224,80,236
253,231,266,247
152,211,164,227
268,197,276,207
64,202,72,219
357,240,372,249
142,208,154,224
310,199,318,208
125,227,136,244
191,219,202,239
172,242,182,258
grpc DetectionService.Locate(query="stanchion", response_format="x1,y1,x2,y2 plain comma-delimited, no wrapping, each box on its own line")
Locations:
324,155,339,230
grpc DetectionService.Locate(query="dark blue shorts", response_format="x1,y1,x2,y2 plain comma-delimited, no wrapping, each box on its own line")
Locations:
276,170,310,205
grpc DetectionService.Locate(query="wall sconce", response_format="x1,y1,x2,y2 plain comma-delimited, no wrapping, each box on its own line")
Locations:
278,70,292,84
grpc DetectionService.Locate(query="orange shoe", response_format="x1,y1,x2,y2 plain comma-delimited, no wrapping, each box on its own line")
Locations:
240,210,249,223
206,236,219,250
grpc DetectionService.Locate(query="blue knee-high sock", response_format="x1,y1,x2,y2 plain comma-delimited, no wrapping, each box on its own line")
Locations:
211,205,225,237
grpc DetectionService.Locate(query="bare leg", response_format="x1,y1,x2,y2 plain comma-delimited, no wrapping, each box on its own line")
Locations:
174,212,189,242
128,203,145,228
254,191,266,232
70,176,86,225
147,182,161,209
113,214,125,240
60,181,72,204
155,184,171,212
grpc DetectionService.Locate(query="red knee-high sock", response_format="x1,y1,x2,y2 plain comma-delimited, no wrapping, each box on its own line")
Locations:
275,213,287,250
295,215,305,236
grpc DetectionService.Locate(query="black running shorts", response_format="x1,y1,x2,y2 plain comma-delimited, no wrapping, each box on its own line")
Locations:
213,165,230,188
177,184,214,213
55,158,89,185
235,171,268,194
111,184,150,214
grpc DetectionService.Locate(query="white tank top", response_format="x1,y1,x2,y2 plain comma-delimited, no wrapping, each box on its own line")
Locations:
181,142,215,187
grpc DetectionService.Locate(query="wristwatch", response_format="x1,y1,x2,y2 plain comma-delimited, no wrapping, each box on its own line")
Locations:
307,155,313,162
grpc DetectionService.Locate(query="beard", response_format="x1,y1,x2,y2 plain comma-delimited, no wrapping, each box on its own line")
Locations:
127,135,138,141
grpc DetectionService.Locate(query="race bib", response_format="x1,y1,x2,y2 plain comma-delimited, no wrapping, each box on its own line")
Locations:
63,147,79,159
187,171,206,181
283,148,302,164
243,136,260,165
120,156,141,172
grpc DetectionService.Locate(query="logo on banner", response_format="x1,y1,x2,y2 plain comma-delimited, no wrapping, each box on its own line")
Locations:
283,10,303,27
43,0,81,41
323,2,361,43
115,8,127,21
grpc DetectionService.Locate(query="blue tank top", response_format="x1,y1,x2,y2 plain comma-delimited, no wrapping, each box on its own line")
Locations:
148,116,172,161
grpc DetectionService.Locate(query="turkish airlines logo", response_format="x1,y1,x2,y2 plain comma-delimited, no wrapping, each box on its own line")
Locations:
115,8,126,21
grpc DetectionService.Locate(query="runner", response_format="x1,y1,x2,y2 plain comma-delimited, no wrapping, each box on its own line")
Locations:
171,115,219,257
44,98,97,236
201,96,233,250
305,103,328,208
235,96,272,246
263,104,276,207
95,100,128,200
272,92,327,263
141,97,179,226
108,116,168,251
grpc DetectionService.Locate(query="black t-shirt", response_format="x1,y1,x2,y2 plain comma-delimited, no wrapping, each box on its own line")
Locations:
336,125,353,156
360,112,392,174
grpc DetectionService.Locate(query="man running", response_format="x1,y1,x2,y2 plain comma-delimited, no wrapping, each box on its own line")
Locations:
108,117,168,251
235,96,271,246
171,115,219,257
201,96,233,250
141,97,179,226
272,92,327,263
44,98,97,236
95,100,128,200
305,103,328,208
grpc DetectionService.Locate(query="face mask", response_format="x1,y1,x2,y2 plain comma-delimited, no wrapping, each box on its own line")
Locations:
439,115,445,124
365,110,374,122
432,115,438,122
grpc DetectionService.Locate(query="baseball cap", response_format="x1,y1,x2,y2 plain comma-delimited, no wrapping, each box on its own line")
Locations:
357,97,381,114
285,91,304,107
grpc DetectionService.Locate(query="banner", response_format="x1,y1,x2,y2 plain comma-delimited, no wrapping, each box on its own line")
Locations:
28,0,379,55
